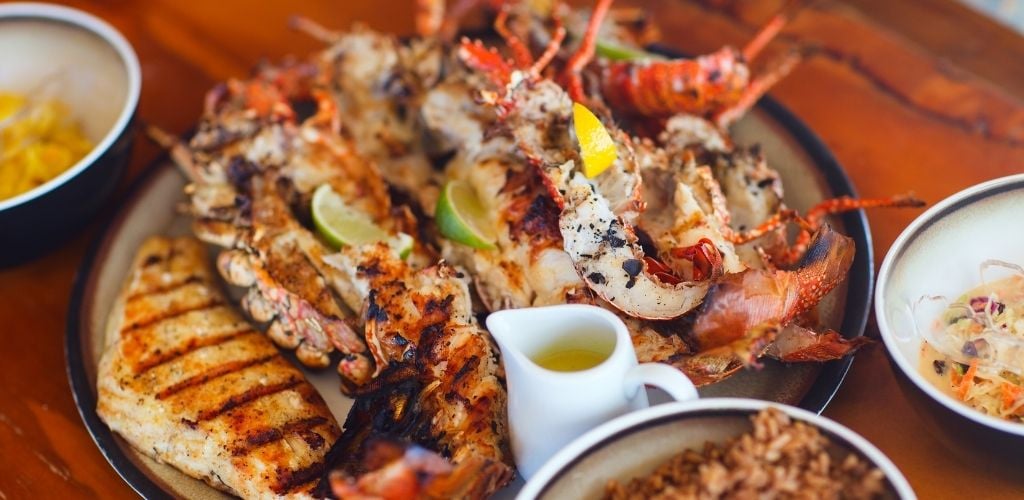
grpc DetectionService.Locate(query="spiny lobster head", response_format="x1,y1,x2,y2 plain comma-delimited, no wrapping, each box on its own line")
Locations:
456,1,565,114
204,61,319,123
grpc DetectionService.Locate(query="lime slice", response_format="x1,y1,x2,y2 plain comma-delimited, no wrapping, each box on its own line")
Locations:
436,180,496,250
387,233,415,260
595,40,660,61
312,184,413,258
572,102,617,178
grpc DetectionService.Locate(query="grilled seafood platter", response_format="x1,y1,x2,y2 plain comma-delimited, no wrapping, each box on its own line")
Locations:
87,0,925,497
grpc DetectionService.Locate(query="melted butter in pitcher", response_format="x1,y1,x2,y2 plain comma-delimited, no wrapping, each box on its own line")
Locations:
531,337,612,372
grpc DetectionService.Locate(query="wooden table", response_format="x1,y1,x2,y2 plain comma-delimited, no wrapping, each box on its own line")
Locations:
2,0,1021,498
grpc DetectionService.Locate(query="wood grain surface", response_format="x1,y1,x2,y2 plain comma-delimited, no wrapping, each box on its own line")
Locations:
1,0,1021,498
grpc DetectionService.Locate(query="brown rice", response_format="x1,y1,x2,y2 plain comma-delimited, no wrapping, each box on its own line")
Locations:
605,408,887,499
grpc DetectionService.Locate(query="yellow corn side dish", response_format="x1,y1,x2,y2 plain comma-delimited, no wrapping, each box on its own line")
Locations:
0,92,93,201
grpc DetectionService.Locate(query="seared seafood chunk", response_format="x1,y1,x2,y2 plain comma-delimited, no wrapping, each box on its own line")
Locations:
324,243,513,498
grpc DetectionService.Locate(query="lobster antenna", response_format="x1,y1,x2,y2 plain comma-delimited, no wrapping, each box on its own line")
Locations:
714,50,800,129
563,0,614,101
530,2,567,77
742,0,814,61
494,6,535,67
741,13,787,62
439,0,484,41
289,16,340,44
415,0,445,37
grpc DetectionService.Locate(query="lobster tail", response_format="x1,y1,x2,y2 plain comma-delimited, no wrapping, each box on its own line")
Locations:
789,224,855,318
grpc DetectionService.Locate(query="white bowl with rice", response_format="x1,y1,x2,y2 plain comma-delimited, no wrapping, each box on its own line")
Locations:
519,398,915,500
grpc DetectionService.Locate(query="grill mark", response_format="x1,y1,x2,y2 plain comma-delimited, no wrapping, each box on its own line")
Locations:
195,378,302,422
155,352,277,400
141,242,176,268
126,275,205,301
282,477,321,497
121,298,223,333
272,460,328,495
231,416,329,456
132,329,256,375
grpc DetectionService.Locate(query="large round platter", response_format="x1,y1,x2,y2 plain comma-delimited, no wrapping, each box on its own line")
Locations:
66,94,874,498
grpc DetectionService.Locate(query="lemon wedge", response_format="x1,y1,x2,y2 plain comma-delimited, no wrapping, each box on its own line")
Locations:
572,102,617,178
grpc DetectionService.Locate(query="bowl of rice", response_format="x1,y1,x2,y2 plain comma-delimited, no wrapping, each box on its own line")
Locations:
0,3,140,265
519,398,914,500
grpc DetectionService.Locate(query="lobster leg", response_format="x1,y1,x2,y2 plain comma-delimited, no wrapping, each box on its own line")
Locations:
781,194,925,264
727,194,924,266
146,126,201,183
441,0,491,40
530,7,566,77
806,194,925,227
563,0,614,102
766,324,872,362
416,0,489,40
493,1,566,77
726,208,806,245
494,5,535,68
290,16,340,44
416,0,446,37
713,51,800,129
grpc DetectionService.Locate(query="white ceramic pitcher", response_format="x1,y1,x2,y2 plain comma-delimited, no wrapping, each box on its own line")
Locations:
486,304,699,479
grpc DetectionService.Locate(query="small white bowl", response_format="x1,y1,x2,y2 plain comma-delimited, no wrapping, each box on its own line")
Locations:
875,174,1024,441
0,3,140,264
520,398,915,500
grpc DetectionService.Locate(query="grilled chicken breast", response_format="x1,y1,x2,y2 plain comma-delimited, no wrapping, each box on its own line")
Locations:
96,236,340,499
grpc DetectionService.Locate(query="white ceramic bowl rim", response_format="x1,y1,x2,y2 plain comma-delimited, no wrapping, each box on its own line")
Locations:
519,397,916,500
875,173,1024,438
0,2,141,211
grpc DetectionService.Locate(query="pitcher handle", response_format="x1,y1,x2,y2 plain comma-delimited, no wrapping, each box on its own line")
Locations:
624,363,699,402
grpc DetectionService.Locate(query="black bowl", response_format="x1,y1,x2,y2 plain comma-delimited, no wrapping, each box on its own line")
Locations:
0,3,140,266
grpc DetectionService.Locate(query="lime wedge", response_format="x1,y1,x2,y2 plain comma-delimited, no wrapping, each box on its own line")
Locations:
312,184,413,258
595,40,660,61
436,180,496,250
573,102,617,178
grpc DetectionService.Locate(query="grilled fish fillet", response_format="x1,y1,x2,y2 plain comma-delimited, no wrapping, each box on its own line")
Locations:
96,236,340,499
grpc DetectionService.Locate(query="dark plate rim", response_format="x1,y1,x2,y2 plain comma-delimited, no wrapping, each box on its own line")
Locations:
756,94,874,413
64,74,873,500
65,151,175,500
